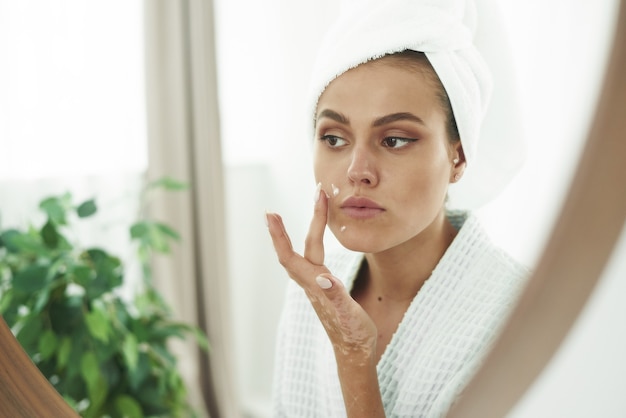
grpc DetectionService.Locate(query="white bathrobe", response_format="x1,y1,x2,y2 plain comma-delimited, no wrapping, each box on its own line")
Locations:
272,212,528,417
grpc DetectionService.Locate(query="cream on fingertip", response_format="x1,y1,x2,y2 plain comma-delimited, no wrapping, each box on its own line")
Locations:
316,275,333,289
265,210,277,227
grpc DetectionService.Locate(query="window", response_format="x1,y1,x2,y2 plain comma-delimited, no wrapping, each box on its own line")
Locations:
0,1,147,180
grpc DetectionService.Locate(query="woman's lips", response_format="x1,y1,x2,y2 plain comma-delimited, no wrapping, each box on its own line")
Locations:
340,197,385,219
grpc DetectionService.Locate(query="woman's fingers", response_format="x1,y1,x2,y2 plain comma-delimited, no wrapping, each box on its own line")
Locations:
304,183,328,266
266,212,377,354
266,211,326,287
266,212,293,253
266,212,297,267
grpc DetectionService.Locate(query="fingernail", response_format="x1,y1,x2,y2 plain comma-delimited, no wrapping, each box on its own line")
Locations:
316,275,333,289
264,210,270,227
313,182,322,203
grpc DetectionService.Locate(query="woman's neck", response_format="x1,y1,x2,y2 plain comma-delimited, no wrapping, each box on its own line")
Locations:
361,210,458,301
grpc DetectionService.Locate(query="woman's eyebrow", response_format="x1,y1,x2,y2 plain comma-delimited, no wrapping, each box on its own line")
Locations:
372,112,425,127
316,110,425,128
316,109,350,125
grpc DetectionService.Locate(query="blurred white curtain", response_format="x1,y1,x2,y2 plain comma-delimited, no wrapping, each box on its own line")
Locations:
143,1,238,417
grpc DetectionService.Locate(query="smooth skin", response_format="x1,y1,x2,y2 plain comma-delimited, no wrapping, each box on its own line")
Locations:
267,55,466,417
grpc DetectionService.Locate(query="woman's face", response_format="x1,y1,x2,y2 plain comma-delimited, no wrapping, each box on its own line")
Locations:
313,57,460,254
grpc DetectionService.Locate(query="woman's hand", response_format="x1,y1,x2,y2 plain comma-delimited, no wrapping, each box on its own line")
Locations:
266,184,377,358
267,183,386,417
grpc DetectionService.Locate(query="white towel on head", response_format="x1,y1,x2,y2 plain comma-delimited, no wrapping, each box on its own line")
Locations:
307,0,526,209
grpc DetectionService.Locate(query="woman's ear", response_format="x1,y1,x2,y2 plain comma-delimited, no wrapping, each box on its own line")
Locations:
451,143,466,183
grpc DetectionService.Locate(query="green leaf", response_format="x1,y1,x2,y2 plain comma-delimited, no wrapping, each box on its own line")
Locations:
166,322,209,352
0,289,13,315
84,249,123,297
128,317,150,343
149,323,186,341
16,314,43,348
147,176,189,191
0,294,22,327
128,352,151,390
40,220,59,248
57,336,72,369
76,199,97,218
39,193,72,225
71,264,94,286
65,335,86,379
38,329,58,360
130,221,178,254
122,333,139,371
12,265,49,293
80,351,108,416
0,230,21,252
85,248,107,263
130,222,149,240
85,308,110,342
100,357,121,389
80,351,102,393
49,296,83,334
32,287,51,314
58,375,88,409
155,222,180,240
0,261,11,281
135,381,168,414
89,375,108,414
150,344,176,367
0,229,47,255
114,394,144,418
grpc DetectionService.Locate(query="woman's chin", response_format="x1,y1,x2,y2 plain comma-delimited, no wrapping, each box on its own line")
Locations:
332,228,386,254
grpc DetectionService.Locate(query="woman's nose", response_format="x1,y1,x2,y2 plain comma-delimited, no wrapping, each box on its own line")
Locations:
347,147,378,186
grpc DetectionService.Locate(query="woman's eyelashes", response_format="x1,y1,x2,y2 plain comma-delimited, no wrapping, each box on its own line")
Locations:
318,134,418,149
320,134,348,148
382,136,417,149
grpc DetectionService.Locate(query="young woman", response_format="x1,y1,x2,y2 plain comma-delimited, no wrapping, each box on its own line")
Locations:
266,1,528,416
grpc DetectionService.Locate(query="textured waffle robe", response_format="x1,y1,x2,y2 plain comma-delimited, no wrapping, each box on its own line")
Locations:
272,212,528,417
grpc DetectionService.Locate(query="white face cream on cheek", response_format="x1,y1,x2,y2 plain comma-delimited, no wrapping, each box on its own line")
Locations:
340,225,347,232
332,184,340,197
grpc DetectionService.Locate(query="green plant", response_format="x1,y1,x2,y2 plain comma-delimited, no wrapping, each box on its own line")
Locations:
0,179,208,418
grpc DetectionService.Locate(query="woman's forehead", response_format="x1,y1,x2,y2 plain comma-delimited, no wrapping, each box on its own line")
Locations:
317,60,440,116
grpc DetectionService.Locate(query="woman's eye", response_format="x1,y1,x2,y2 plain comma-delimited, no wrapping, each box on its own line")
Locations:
382,137,416,149
320,135,347,148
